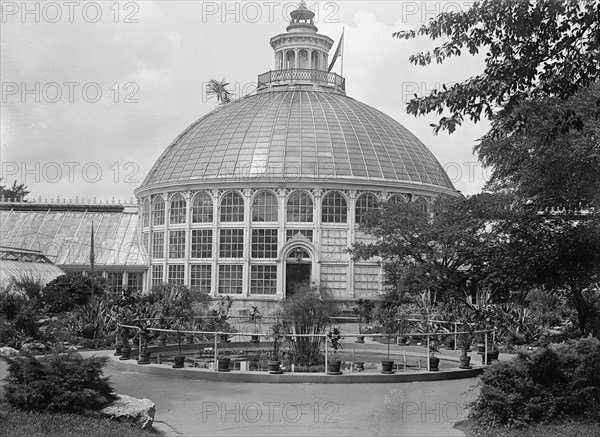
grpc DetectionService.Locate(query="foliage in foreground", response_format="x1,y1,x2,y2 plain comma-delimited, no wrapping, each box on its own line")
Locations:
469,338,600,430
2,352,117,413
0,401,158,437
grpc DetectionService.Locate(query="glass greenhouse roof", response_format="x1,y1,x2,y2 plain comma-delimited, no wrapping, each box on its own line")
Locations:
0,206,146,267
140,90,454,190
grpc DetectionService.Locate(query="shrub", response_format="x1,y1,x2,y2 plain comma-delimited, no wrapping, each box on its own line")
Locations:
0,287,42,346
470,338,600,430
10,274,45,303
2,352,117,413
42,273,103,313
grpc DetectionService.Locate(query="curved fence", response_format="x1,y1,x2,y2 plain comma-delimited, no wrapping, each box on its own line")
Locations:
116,319,498,373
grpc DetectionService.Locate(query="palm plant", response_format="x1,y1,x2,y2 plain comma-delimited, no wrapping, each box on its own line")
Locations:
206,79,232,103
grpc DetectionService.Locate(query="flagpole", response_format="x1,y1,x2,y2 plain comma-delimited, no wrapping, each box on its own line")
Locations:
341,27,345,77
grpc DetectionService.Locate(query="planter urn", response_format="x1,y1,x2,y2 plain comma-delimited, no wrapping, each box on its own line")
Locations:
268,360,283,374
217,357,231,372
119,346,132,360
483,350,499,365
381,359,395,374
429,357,440,371
114,344,123,356
354,361,365,372
327,360,342,375
355,335,365,344
157,335,167,346
172,355,185,368
459,355,472,369
138,351,151,365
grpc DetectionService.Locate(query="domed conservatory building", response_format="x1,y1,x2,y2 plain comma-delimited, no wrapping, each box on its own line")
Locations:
134,3,456,311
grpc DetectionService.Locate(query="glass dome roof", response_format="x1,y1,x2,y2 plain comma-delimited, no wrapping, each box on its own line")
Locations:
139,89,454,191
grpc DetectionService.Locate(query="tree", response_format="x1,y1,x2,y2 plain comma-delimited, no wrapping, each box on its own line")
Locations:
350,195,496,303
491,210,600,335
0,179,30,201
394,0,599,134
206,79,233,104
476,84,600,210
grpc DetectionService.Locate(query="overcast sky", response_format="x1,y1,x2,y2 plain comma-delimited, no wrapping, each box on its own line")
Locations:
1,1,491,203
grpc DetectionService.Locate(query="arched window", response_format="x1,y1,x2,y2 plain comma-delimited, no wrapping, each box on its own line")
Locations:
152,196,165,226
285,50,296,69
220,192,244,222
389,194,407,204
311,51,319,69
286,191,313,222
355,193,377,224
414,197,428,212
142,199,150,228
252,191,278,222
192,192,213,223
169,194,187,224
299,49,309,69
321,191,347,223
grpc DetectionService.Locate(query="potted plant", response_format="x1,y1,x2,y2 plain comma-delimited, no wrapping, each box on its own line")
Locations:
457,331,473,369
483,341,500,365
157,332,167,346
172,329,186,368
377,307,398,374
119,328,132,360
353,298,374,343
267,321,284,374
250,305,261,343
429,336,440,371
327,326,343,375
137,329,151,365
396,310,410,345
217,351,231,372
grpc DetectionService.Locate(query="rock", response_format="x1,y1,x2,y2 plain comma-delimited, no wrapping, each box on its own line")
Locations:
0,346,19,356
20,342,48,355
101,393,155,430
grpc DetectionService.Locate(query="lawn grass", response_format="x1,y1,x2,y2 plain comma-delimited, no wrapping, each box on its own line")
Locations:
0,401,163,437
456,418,600,437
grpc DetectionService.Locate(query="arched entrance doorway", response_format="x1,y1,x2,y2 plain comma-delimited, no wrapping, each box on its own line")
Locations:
285,247,311,298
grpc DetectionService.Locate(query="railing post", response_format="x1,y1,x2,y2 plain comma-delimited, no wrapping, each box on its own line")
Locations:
484,330,488,365
454,322,458,350
427,334,430,372
138,328,142,358
214,334,218,371
324,334,328,374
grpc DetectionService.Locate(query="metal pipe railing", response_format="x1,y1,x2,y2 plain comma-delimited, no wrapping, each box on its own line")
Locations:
118,321,497,373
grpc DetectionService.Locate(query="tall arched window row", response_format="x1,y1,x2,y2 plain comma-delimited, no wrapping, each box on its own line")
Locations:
252,191,278,222
152,196,165,226
192,192,213,223
355,193,378,224
220,191,245,222
321,191,348,223
142,199,150,228
169,194,187,224
286,190,313,222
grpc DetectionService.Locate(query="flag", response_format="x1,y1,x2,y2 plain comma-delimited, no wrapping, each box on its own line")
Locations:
90,221,95,276
328,29,344,72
